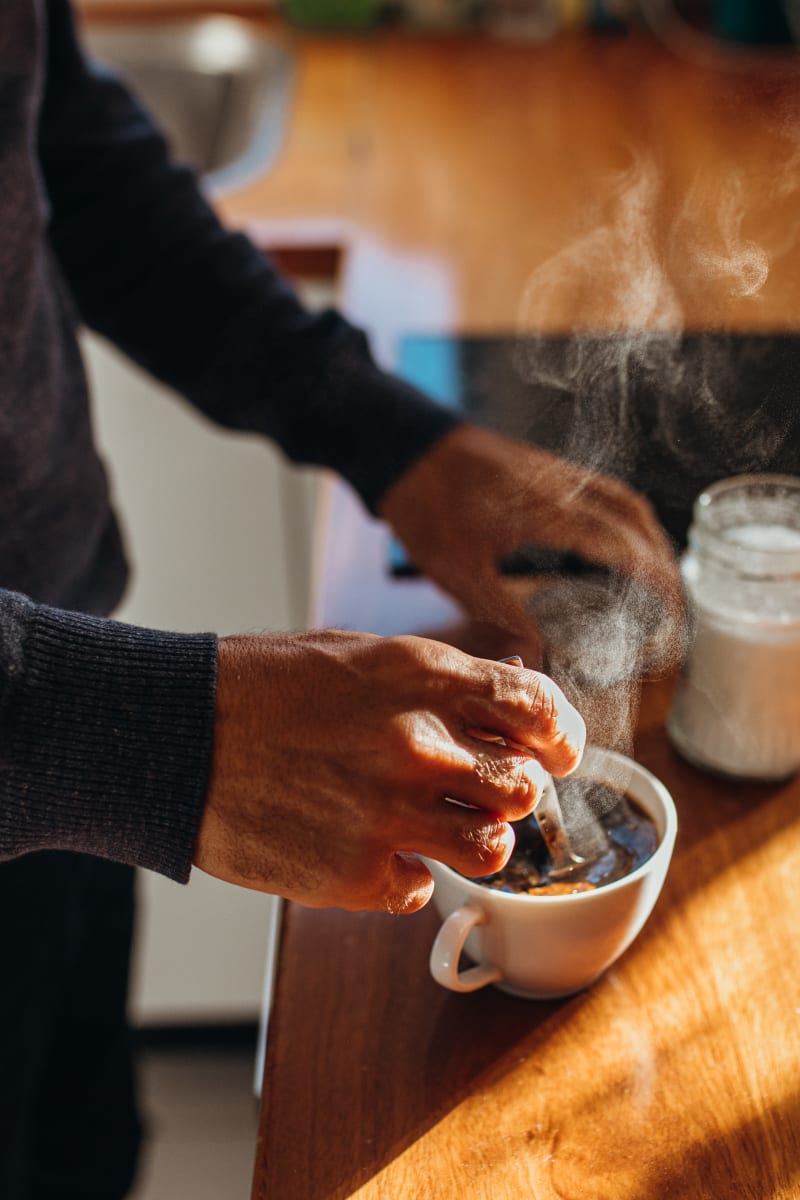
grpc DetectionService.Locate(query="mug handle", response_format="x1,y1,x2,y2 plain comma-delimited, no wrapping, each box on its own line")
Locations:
429,905,503,993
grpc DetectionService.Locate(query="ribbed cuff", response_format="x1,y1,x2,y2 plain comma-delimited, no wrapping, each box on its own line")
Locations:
2,600,217,883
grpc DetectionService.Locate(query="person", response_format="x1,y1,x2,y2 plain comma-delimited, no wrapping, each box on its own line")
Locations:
0,1,680,1196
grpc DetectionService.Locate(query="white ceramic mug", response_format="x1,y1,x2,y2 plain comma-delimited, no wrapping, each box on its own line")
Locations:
424,746,677,1000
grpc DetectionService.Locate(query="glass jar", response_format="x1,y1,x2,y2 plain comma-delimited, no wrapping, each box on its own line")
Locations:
667,474,800,781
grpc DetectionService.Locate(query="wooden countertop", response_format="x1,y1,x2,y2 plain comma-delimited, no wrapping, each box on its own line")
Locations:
77,9,800,334
216,24,800,334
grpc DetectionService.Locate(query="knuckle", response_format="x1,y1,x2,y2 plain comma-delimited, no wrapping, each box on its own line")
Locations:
489,758,538,811
472,753,537,813
470,742,559,816
408,732,454,775
507,766,539,813
524,674,561,739
390,715,438,767
460,818,512,872
525,676,586,769
389,634,429,668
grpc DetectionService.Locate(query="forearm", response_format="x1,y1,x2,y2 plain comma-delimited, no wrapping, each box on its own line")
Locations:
0,590,216,881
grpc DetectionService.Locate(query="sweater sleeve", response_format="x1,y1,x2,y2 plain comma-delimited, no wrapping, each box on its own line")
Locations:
39,0,461,514
0,590,217,883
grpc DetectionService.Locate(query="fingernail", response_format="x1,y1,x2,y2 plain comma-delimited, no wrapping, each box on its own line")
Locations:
492,823,515,864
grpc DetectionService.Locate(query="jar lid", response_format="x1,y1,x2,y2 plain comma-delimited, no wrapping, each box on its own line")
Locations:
690,473,800,580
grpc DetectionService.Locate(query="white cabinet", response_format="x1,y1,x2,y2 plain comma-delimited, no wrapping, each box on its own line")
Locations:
83,331,317,1024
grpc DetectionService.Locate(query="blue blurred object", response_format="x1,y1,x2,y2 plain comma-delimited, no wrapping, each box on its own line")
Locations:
587,0,630,33
714,0,794,43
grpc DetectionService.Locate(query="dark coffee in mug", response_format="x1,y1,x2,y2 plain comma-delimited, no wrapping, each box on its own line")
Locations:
471,780,658,897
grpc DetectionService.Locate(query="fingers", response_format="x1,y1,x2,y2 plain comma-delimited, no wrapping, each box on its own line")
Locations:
373,813,517,914
460,663,586,776
552,476,682,606
497,445,680,603
403,804,516,879
437,736,550,816
333,824,513,915
385,736,551,886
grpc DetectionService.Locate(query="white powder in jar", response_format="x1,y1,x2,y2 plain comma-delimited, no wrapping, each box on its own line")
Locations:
668,614,800,780
721,523,800,551
668,518,800,781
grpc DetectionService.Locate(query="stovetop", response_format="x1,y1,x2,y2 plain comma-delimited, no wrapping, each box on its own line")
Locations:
391,331,800,575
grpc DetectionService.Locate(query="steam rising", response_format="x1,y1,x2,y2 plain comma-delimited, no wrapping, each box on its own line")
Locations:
674,171,769,299
513,151,790,485
531,575,664,847
510,147,790,843
518,156,683,335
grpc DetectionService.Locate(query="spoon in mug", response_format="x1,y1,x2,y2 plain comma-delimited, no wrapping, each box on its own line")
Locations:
468,726,588,879
494,655,588,879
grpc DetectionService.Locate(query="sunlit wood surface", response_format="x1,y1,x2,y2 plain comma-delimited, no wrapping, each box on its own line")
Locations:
76,13,800,331
215,27,800,334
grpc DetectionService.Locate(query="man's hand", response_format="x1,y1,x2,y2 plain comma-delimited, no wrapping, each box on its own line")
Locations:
194,632,585,913
379,424,682,638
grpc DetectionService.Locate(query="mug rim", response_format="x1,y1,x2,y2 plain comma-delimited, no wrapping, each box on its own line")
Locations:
425,745,678,906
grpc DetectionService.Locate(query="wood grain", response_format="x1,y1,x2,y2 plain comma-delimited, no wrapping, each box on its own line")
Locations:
215,31,800,334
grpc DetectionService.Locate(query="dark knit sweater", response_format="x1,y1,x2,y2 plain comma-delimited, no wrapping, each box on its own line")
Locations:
0,0,458,881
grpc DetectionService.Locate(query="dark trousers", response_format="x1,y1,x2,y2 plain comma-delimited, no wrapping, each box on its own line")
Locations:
0,852,143,1199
